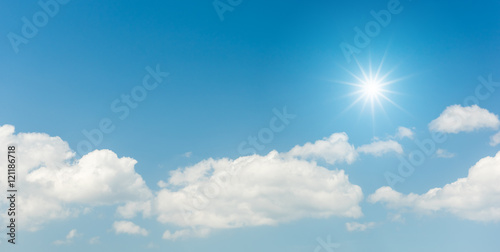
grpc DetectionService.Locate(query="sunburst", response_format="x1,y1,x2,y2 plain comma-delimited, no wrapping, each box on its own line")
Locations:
337,56,406,119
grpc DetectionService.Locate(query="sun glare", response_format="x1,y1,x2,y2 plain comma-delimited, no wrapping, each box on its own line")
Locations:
364,79,381,97
336,56,407,120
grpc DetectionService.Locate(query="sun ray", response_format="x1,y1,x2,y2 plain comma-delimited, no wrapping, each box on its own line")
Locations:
354,57,370,82
340,94,366,115
378,93,411,116
374,50,388,81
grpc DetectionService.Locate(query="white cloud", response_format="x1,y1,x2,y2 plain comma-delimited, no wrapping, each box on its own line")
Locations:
66,229,78,239
357,140,403,157
395,127,414,140
0,125,152,231
345,222,375,232
26,149,152,204
162,228,210,241
113,221,149,236
53,229,79,245
429,105,500,134
369,151,500,221
116,201,152,219
2,124,417,239
184,152,192,158
388,213,405,223
53,240,66,245
157,180,168,188
89,236,100,245
436,149,455,159
154,150,363,234
490,132,500,146
146,242,159,249
287,133,358,164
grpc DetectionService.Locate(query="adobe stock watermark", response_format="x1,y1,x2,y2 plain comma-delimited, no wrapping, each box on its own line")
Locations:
385,74,500,186
213,0,243,21
340,0,404,63
384,131,447,186
463,74,500,107
314,235,340,252
7,0,71,54
181,106,296,226
238,107,296,155
75,64,169,157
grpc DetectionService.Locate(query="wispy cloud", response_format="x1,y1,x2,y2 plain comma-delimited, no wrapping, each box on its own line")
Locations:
394,126,414,140
345,222,376,232
436,149,455,158
162,228,210,241
53,229,79,245
490,132,500,146
88,236,100,245
358,140,403,156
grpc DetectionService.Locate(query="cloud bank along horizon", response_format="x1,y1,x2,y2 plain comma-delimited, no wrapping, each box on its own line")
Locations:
1,104,500,240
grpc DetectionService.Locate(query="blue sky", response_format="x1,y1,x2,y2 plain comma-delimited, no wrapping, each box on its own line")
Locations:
1,0,500,251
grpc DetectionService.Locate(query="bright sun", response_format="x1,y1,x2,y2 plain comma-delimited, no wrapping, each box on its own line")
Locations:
363,79,382,97
336,57,406,119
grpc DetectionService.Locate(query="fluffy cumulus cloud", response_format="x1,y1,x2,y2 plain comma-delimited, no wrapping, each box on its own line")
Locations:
116,200,152,219
357,140,403,157
0,125,397,239
429,105,500,134
345,222,376,232
287,133,358,164
369,151,500,222
113,221,149,236
0,125,152,231
154,150,363,238
490,132,500,147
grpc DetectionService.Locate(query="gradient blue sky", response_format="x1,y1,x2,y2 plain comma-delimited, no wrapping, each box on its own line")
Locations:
1,0,500,251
